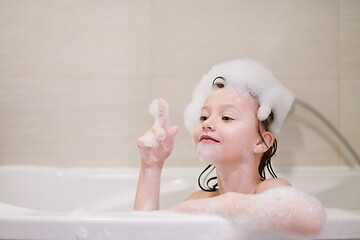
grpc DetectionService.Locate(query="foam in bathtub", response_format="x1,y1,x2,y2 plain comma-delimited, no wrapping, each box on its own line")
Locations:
184,59,295,136
169,186,325,237
239,186,326,236
138,99,169,147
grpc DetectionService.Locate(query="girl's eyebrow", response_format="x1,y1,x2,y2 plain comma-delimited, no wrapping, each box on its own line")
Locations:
201,106,209,111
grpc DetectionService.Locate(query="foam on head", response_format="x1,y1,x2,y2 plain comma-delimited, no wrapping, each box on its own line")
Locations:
184,59,295,136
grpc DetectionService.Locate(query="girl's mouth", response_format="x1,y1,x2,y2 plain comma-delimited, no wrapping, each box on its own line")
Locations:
199,135,220,143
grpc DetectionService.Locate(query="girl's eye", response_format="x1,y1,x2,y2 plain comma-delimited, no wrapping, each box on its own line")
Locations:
222,116,233,121
200,116,208,121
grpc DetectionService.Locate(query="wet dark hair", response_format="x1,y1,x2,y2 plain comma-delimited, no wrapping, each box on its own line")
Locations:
198,77,278,192
212,76,225,88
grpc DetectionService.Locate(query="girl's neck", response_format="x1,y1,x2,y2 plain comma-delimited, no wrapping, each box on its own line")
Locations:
215,159,262,195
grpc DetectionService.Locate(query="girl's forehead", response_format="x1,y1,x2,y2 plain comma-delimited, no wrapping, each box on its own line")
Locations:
205,89,258,108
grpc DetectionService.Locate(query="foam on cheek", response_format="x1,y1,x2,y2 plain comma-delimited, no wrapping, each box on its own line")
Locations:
138,99,169,147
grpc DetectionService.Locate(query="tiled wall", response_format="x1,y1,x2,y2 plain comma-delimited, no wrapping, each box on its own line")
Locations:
0,0,359,168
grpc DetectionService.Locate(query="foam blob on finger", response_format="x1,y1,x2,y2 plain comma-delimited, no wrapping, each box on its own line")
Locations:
138,130,159,148
138,99,169,147
152,125,166,141
149,98,169,129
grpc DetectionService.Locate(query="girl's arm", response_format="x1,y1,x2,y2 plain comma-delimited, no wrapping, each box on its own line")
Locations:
169,186,325,236
133,99,178,211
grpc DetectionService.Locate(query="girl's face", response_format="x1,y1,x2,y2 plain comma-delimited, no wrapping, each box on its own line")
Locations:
193,89,260,165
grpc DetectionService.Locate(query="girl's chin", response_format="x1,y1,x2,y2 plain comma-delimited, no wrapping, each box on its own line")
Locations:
196,143,221,164
196,143,255,165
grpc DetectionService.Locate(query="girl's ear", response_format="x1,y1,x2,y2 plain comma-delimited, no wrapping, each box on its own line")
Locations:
254,131,275,154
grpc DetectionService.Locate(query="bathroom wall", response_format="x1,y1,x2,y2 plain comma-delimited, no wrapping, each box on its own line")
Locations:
0,0,359,168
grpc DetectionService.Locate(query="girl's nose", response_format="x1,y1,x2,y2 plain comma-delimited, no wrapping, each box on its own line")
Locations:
202,118,215,130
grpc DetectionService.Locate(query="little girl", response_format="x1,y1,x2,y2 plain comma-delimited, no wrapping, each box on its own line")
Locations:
134,59,325,237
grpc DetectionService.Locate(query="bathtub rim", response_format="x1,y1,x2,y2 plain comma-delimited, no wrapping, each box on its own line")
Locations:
0,165,360,240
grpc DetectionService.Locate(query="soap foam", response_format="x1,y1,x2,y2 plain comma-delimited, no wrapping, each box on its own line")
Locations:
171,186,325,237
184,59,295,136
196,142,218,164
231,187,325,237
196,141,255,165
138,99,169,147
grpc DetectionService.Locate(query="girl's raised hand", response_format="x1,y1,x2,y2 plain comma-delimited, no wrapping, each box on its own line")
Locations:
137,99,178,168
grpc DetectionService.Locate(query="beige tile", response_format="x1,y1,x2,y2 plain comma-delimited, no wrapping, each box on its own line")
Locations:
274,76,342,166
339,78,360,165
152,0,339,78
151,76,196,126
1,0,357,169
0,77,151,167
282,77,339,127
340,0,360,77
276,106,342,167
0,0,152,78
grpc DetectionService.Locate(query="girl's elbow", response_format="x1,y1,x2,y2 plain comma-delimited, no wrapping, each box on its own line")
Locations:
286,200,326,236
301,206,326,235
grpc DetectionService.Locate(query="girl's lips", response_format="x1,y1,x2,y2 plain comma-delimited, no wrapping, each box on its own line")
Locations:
199,135,220,143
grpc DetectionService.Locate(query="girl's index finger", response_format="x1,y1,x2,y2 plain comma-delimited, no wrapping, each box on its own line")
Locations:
149,98,169,130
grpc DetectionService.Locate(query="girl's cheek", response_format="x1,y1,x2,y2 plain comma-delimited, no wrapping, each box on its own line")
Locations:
192,126,201,145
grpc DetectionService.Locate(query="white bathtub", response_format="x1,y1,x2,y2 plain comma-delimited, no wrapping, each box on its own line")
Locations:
0,165,359,240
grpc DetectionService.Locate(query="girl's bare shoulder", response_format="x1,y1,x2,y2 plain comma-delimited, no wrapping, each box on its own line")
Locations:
185,189,220,200
185,178,291,200
256,178,291,194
